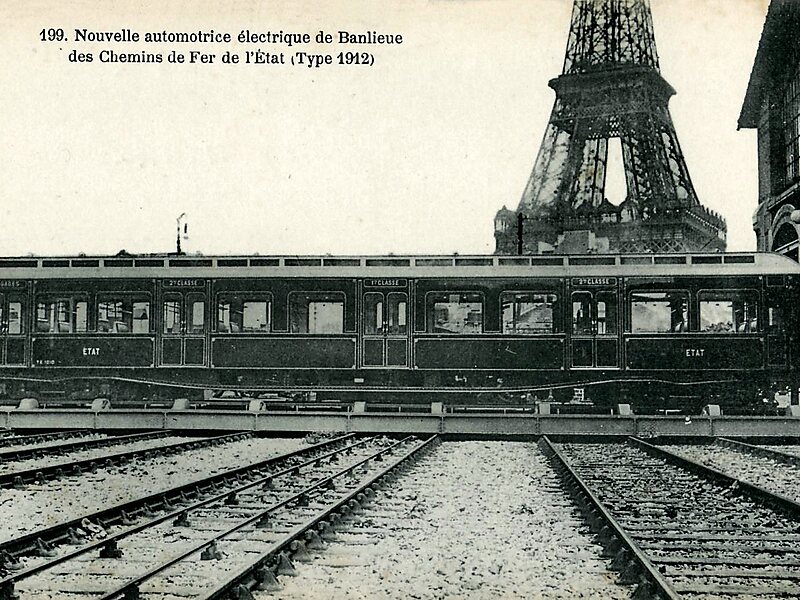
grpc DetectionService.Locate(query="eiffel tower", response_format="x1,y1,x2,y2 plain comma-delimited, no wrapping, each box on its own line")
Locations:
494,0,726,254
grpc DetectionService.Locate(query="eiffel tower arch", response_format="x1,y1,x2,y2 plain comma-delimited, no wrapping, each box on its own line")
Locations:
495,0,726,255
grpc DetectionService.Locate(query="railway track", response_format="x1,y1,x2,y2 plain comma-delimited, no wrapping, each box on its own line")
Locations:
0,430,169,463
0,432,247,488
0,431,93,449
0,434,434,600
662,438,800,505
544,437,800,599
269,439,631,600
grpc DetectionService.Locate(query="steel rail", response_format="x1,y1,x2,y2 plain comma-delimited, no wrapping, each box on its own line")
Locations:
0,433,371,598
539,436,682,600
627,437,800,596
715,437,800,467
0,430,169,462
97,435,413,600
197,435,440,600
0,430,90,449
0,433,353,563
0,431,253,489
631,437,800,520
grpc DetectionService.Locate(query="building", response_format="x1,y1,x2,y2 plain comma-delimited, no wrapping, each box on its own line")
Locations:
739,0,800,260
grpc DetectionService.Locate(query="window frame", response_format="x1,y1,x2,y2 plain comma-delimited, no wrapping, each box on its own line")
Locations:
781,61,800,186
34,295,90,334
697,288,760,335
288,291,347,335
96,292,153,335
162,293,184,336
215,291,273,334
570,290,618,336
424,290,485,335
7,297,24,335
627,289,691,334
499,290,560,335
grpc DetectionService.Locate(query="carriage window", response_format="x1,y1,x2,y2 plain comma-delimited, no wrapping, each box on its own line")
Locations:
363,293,383,335
289,293,345,334
217,294,271,333
36,298,88,333
596,291,616,335
427,292,483,334
631,291,688,333
699,291,758,333
768,306,784,334
7,301,23,335
572,293,593,335
163,299,181,334
501,293,557,334
189,300,205,334
132,302,149,333
387,293,407,335
572,292,616,335
98,296,150,334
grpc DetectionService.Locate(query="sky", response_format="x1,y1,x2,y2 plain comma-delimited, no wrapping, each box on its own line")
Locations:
0,0,771,257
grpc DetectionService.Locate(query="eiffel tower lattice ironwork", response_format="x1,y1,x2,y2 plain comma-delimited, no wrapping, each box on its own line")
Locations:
494,0,726,255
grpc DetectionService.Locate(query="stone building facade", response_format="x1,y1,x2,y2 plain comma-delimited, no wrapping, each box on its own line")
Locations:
740,0,800,260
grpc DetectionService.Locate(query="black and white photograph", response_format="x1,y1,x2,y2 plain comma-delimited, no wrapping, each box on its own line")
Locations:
3,0,800,597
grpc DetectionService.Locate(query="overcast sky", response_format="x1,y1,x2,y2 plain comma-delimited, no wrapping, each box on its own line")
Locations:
0,0,770,257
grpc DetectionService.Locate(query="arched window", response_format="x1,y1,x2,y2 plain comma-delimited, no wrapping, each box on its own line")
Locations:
772,222,799,261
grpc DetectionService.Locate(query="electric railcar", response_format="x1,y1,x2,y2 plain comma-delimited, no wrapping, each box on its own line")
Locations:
0,251,798,414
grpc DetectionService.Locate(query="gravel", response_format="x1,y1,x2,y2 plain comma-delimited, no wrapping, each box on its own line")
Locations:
0,435,193,475
665,443,800,502
0,432,108,453
0,437,305,543
264,441,629,600
558,442,800,597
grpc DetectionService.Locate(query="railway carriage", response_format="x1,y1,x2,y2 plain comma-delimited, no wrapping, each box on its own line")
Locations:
0,251,798,413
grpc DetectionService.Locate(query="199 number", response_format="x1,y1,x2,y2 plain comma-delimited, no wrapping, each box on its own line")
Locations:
39,28,66,42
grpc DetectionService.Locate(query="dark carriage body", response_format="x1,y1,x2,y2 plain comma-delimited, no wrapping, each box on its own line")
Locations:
0,252,798,413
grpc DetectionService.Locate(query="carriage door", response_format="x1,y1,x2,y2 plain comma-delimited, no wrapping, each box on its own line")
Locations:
362,290,409,367
0,290,26,366
571,286,619,368
161,290,207,366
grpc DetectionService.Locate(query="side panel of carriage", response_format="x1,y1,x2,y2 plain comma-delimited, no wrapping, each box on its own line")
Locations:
210,278,358,370
30,278,156,368
622,275,769,372
411,278,566,371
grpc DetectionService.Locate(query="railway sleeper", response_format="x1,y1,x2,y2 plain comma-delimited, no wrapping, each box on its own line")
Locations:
33,538,55,558
305,530,326,551
290,540,312,563
617,558,643,585
319,520,338,541
255,514,272,529
254,566,281,592
609,547,631,572
631,578,660,600
0,550,21,571
173,512,192,527
121,585,140,600
99,539,123,559
200,542,223,561
0,581,17,600
66,527,84,545
234,584,255,600
275,552,296,576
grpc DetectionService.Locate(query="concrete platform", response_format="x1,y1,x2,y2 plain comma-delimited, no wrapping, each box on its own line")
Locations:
2,408,800,437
